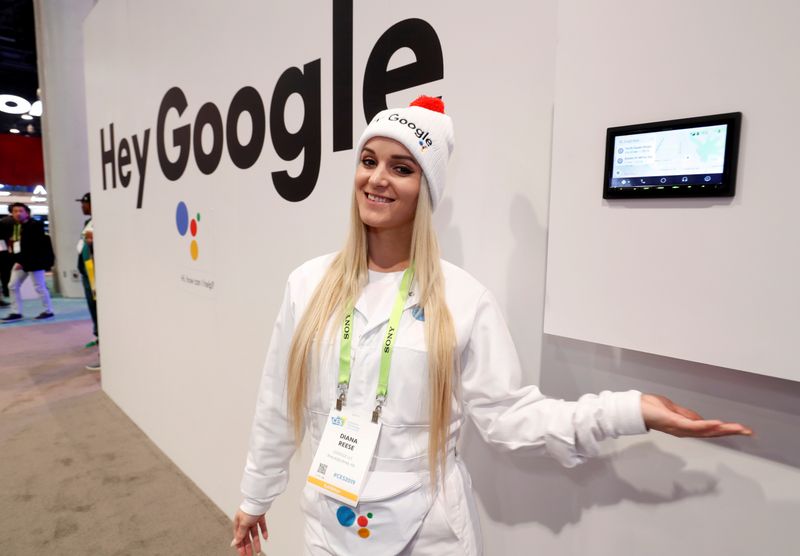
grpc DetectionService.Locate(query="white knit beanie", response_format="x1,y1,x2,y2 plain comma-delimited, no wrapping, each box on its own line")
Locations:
355,96,455,211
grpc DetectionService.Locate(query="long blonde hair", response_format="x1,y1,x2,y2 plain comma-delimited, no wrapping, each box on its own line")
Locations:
286,176,456,481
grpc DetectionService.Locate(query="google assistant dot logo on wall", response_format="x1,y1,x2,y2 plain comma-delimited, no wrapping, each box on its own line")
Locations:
175,201,200,260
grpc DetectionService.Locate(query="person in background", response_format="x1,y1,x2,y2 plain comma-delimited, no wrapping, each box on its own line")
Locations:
2,203,55,323
76,193,100,370
0,213,13,306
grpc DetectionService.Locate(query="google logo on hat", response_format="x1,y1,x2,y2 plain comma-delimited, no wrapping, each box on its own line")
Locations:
175,201,200,260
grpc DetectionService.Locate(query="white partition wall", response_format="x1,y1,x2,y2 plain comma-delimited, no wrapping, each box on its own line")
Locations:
83,1,557,553
35,0,97,298
544,0,800,382
526,1,799,555
81,0,800,554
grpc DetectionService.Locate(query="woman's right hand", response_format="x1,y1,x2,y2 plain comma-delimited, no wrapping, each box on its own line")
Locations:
231,509,268,556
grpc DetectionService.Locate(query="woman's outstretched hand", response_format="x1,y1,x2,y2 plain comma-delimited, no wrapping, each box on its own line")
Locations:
641,394,753,437
231,510,268,556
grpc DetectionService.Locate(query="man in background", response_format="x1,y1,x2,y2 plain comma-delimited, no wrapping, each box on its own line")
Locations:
76,193,100,370
1,203,55,322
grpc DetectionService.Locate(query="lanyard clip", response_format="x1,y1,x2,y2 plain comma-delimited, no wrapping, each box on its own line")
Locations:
371,395,386,424
336,383,348,411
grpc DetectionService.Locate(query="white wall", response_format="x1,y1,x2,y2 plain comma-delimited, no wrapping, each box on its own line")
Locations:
82,1,557,553
544,0,800,382
518,335,800,555
34,0,97,297
80,1,800,554
518,1,799,553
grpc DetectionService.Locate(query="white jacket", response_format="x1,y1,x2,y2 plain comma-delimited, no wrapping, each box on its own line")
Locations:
240,254,647,551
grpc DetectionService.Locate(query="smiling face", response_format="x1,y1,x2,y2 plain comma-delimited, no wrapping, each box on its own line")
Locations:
354,137,422,233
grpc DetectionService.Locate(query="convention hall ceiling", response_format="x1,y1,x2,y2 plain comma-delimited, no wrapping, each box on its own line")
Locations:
0,0,40,138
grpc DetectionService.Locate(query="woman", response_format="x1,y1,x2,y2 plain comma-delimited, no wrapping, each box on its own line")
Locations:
232,96,751,555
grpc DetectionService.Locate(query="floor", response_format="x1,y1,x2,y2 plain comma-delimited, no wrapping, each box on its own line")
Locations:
0,308,233,554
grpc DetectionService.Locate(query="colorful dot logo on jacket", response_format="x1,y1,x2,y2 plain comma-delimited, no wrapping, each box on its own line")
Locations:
336,506,373,539
175,201,200,260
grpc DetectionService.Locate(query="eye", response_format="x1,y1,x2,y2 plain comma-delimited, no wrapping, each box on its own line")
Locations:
361,157,376,168
394,165,414,176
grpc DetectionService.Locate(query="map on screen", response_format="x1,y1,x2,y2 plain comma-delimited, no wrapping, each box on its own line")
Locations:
610,124,728,188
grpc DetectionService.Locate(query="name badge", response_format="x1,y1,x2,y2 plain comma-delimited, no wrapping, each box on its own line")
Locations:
306,405,381,507
12,242,21,254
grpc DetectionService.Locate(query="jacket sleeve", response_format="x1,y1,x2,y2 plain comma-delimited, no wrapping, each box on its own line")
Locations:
461,290,647,468
240,280,302,515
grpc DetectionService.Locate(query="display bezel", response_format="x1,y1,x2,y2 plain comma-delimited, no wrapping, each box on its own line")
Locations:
603,112,742,199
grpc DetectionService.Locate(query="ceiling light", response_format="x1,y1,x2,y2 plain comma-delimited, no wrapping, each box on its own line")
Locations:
29,100,43,117
21,114,33,120
31,196,47,202
9,129,20,134
0,192,11,197
0,94,32,115
33,185,47,195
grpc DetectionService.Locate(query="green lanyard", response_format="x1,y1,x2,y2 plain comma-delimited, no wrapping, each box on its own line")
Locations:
337,266,414,423
12,224,21,242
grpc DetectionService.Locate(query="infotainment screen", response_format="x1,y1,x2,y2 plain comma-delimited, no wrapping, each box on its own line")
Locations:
603,112,741,199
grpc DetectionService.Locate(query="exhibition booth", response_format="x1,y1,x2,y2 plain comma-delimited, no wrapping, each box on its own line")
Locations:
67,0,800,553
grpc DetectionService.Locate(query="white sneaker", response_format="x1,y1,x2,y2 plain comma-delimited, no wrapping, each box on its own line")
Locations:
85,361,101,371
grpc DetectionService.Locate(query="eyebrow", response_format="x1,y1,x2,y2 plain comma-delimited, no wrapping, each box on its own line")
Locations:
361,148,420,167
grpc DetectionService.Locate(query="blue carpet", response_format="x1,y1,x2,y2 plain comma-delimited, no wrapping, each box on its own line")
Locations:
0,296,91,329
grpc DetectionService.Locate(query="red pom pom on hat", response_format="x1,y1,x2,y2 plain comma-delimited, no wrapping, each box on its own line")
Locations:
410,95,445,114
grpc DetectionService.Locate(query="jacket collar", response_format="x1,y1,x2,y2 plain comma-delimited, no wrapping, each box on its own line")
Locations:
352,281,419,337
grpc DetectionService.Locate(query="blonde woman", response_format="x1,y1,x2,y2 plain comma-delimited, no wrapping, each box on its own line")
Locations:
232,96,751,555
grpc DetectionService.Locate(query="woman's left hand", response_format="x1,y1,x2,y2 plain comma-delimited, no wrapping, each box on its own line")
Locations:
641,394,753,437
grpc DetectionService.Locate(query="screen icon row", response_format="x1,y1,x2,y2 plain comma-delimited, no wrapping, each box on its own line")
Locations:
616,174,720,187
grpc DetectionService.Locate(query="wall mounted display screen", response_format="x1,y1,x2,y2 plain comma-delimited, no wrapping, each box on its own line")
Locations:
603,112,741,199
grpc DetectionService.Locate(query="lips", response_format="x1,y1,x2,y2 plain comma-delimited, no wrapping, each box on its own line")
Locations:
366,192,394,203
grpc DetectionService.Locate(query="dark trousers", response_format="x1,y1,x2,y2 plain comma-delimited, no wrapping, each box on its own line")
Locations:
0,251,11,297
78,256,98,338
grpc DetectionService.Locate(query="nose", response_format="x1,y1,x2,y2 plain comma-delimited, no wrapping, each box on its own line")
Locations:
368,163,390,187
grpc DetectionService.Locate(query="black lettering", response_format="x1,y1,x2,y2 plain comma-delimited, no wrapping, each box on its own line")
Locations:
384,326,394,353
132,129,150,210
118,137,131,188
339,434,358,444
157,87,191,181
362,18,444,121
193,102,224,175
226,86,266,169
270,60,321,202
332,0,353,152
100,123,115,190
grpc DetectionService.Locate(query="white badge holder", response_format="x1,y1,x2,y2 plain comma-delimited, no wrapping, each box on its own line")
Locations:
307,405,381,507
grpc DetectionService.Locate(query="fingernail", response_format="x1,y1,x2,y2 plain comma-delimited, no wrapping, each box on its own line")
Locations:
230,539,237,547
